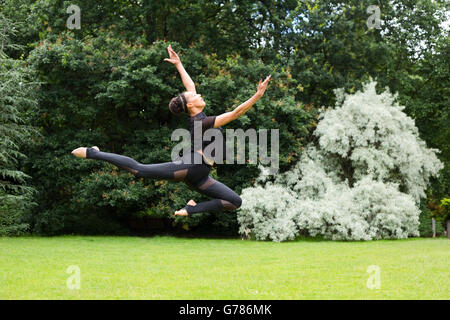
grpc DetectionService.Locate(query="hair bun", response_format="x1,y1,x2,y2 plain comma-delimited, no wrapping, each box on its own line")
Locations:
169,95,186,115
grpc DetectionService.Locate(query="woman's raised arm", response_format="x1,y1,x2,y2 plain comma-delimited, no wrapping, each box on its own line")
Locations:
164,44,196,93
213,75,271,128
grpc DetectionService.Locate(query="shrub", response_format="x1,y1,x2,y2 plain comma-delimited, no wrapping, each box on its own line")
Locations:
238,79,444,241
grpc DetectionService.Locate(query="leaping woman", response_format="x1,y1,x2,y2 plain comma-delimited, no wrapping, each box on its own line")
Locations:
71,44,271,217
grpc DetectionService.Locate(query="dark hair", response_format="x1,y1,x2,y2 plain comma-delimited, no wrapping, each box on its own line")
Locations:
169,92,188,115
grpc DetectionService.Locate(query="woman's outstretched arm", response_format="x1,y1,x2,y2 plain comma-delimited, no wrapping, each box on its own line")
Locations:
164,44,196,93
213,75,271,128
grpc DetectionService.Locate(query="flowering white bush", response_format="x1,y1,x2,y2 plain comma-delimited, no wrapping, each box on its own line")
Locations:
237,183,301,242
313,80,442,203
292,177,420,241
238,79,443,241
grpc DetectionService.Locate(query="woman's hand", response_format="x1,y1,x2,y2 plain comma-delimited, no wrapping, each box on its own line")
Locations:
256,75,271,98
165,44,196,91
164,44,181,65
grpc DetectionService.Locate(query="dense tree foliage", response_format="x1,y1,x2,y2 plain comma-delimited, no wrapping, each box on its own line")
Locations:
0,14,40,235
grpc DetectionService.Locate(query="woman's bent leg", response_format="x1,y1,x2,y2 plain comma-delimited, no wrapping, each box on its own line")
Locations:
183,176,242,215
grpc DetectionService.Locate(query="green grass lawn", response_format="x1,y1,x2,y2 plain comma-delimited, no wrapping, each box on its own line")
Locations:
0,236,448,299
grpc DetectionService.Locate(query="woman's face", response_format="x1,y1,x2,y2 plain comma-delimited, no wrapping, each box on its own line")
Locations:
185,91,206,109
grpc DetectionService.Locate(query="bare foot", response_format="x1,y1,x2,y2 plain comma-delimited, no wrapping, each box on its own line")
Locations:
174,200,197,217
71,146,100,158
187,199,197,206
174,209,188,216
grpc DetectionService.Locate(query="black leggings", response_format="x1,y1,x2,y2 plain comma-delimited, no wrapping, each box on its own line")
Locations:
86,148,242,214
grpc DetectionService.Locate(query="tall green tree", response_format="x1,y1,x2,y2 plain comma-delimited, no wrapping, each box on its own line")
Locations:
0,14,41,235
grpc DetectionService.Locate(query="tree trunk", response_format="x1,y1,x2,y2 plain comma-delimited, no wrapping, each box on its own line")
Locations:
432,218,436,238
447,220,450,239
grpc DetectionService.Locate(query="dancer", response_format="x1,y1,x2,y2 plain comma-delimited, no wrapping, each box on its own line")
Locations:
72,44,271,217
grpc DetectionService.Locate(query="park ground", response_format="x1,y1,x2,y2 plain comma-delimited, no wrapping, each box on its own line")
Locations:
0,236,448,299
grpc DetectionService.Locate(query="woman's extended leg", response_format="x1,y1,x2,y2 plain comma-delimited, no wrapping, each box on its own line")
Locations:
74,147,241,215
84,147,193,180
182,176,242,215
